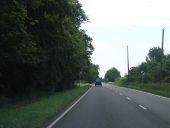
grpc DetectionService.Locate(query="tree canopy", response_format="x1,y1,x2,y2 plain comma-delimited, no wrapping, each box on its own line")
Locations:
105,67,120,82
147,47,163,63
0,0,98,97
127,47,170,83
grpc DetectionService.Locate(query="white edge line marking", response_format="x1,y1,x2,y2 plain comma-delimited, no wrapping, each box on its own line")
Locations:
139,105,147,110
126,97,131,100
119,86,170,99
46,87,92,128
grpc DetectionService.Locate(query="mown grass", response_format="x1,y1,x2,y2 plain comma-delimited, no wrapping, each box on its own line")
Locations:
115,83,170,97
0,84,91,128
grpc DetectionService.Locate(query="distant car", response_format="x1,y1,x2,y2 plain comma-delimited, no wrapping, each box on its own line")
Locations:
95,79,102,86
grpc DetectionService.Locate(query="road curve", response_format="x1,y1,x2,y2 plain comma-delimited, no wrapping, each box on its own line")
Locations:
50,83,170,128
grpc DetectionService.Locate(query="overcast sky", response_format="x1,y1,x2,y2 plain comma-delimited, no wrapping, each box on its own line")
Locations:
80,0,170,77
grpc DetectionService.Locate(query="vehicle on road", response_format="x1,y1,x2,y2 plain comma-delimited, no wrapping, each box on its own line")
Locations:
95,79,102,86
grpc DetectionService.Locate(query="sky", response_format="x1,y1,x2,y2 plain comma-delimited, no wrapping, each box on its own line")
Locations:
80,0,170,77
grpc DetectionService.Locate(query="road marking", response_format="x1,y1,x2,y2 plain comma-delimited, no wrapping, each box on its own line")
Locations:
126,97,131,100
119,93,123,95
139,105,147,110
46,87,92,128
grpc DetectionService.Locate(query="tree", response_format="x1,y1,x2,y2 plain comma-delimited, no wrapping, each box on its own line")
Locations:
0,0,40,96
83,64,99,83
147,47,163,63
0,0,95,97
163,54,170,82
146,47,163,82
26,0,94,91
105,67,120,82
127,47,163,84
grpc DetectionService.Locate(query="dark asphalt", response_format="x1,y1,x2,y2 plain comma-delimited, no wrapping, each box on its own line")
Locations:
52,83,170,128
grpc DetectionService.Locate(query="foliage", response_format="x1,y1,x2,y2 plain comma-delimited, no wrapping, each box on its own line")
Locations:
105,67,120,82
83,64,99,83
116,77,128,85
0,84,91,128
116,83,170,98
127,47,170,84
0,0,96,97
147,47,163,63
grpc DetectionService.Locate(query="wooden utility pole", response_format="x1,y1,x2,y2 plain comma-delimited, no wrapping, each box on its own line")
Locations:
160,28,164,85
127,45,130,78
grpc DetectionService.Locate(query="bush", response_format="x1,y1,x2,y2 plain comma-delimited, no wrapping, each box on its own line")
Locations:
116,77,128,85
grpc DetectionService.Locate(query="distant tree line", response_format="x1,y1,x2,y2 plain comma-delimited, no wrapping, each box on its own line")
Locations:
127,47,170,83
0,0,98,97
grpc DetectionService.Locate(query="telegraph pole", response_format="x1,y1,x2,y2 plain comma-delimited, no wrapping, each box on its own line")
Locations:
127,45,130,79
160,28,164,85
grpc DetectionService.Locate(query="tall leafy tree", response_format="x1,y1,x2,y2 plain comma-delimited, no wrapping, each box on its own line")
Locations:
0,0,39,96
83,64,99,83
105,67,120,82
0,0,95,97
147,47,163,63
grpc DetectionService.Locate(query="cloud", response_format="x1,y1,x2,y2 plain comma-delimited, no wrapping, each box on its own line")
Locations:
91,41,128,77
80,0,170,77
80,0,170,27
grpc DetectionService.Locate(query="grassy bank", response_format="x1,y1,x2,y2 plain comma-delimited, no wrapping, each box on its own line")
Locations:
0,84,91,128
115,82,170,97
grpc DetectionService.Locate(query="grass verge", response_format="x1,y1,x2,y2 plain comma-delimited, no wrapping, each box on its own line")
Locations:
0,84,91,128
115,83,170,98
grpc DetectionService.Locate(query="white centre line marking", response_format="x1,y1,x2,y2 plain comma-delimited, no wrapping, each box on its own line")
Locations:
126,97,131,100
46,87,92,128
139,105,147,110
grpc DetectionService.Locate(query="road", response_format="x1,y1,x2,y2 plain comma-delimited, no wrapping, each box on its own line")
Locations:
51,83,170,128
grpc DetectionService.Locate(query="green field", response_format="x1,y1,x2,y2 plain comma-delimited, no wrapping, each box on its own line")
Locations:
0,84,91,128
115,83,170,97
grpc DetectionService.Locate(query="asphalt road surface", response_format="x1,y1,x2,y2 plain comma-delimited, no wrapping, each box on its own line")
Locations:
52,83,170,128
